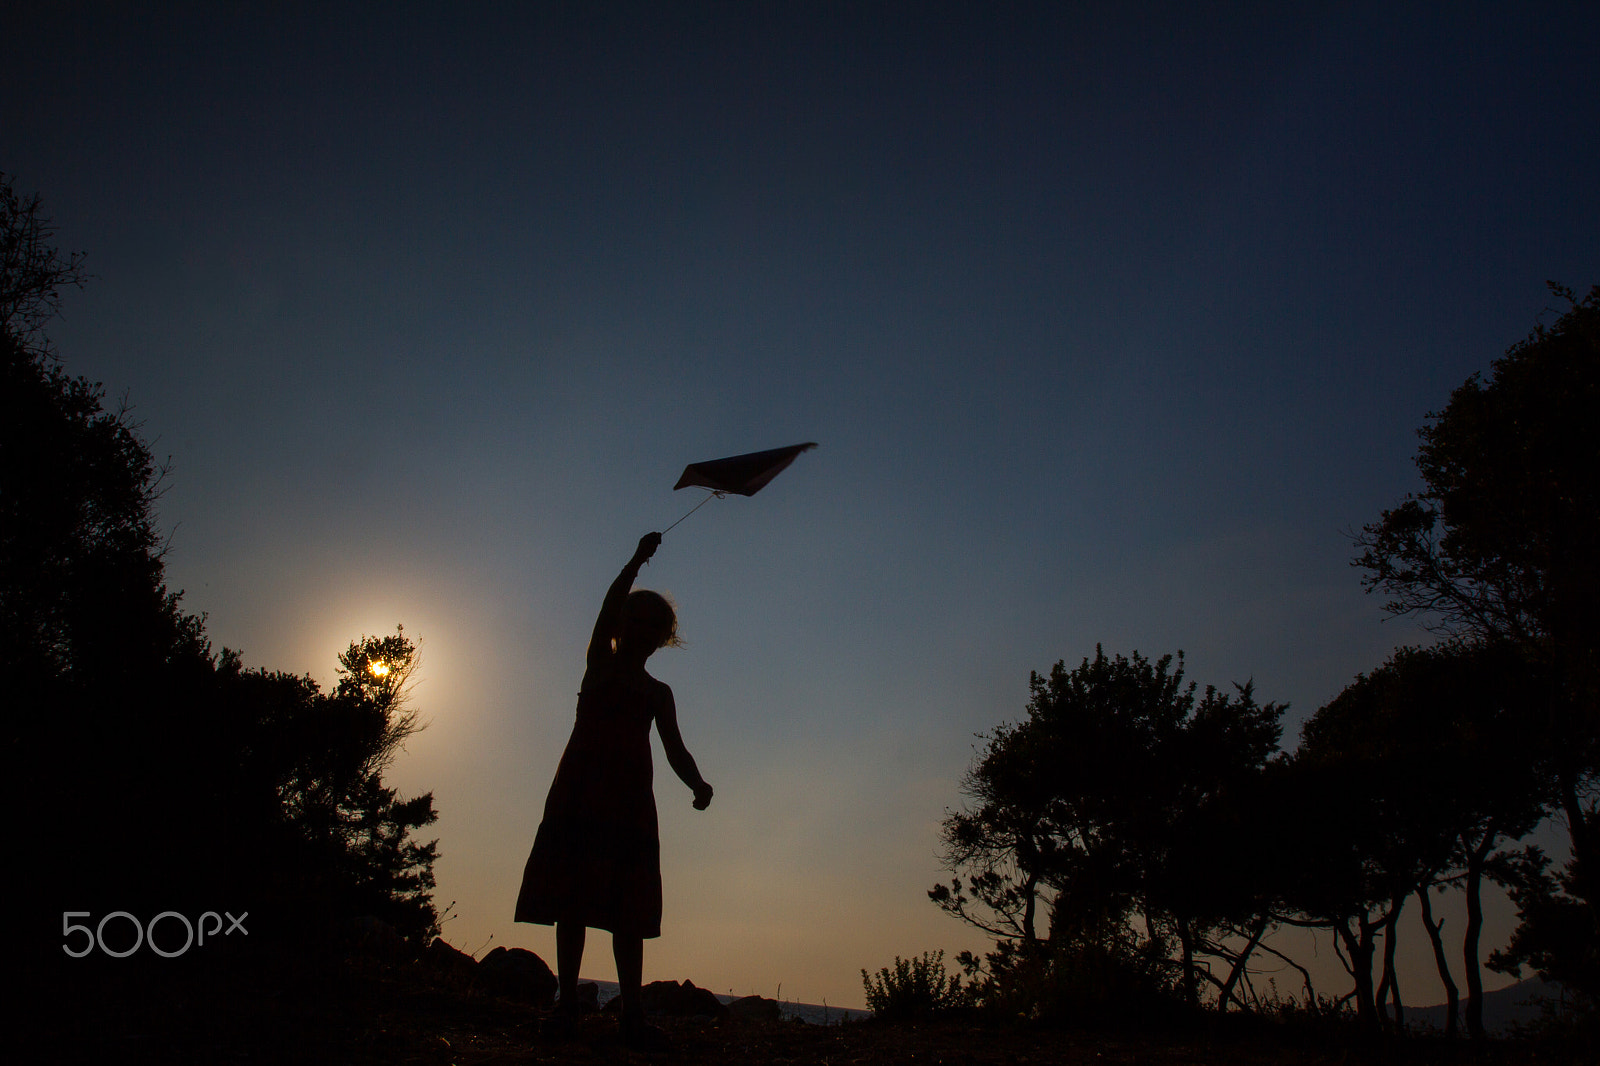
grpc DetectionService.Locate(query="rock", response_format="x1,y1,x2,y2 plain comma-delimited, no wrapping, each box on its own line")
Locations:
727,995,782,1022
424,937,478,982
475,946,558,1008
603,979,728,1019
566,981,600,1013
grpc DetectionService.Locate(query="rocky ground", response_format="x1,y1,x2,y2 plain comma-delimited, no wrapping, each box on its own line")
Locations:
28,957,1584,1065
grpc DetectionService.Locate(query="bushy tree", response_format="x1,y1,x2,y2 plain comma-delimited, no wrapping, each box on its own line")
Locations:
217,631,439,946
1289,643,1546,1035
1490,837,1600,1007
1,170,180,725
1355,285,1598,651
3,174,215,952
1355,284,1599,1014
932,647,1285,1018
4,174,438,962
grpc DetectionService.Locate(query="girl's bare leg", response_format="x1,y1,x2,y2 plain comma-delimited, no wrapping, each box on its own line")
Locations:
613,932,644,1022
556,922,586,1007
613,932,668,1050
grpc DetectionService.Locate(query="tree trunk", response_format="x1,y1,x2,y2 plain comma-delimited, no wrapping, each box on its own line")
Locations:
1022,869,1040,944
1217,917,1268,1013
1337,915,1379,1033
1387,902,1405,1031
1416,885,1458,1038
1463,825,1497,1039
1374,941,1393,1027
1176,918,1198,1009
1376,894,1404,1030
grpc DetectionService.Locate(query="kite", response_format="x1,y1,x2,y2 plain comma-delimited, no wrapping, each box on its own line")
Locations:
663,441,817,533
673,441,818,495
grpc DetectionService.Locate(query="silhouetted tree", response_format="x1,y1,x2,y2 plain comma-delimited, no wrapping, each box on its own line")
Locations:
932,647,1285,1017
4,175,438,964
1292,643,1546,1035
1,171,88,343
1489,837,1600,1007
1,170,173,707
212,630,439,946
1354,284,1599,1022
336,627,425,774
3,175,217,949
1252,754,1396,1030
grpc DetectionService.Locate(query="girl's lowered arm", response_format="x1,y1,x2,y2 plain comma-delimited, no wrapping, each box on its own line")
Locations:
656,690,713,809
587,533,661,669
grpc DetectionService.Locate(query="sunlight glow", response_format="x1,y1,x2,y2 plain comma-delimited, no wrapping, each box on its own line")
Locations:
369,660,390,678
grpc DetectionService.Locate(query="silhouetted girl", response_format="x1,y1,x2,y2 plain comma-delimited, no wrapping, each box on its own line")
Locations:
515,532,713,1050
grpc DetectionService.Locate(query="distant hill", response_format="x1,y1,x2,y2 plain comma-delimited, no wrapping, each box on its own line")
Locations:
587,979,869,1024
1407,977,1569,1033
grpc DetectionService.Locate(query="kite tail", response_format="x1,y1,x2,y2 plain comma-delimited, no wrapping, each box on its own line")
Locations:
662,489,726,535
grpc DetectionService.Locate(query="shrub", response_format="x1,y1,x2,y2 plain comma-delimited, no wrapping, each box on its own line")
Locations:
955,918,1183,1026
861,950,965,1020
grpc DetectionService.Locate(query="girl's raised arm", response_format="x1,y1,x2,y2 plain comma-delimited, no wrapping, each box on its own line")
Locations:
587,533,662,668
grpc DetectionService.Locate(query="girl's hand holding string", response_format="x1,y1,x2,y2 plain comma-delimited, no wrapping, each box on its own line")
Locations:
633,532,662,566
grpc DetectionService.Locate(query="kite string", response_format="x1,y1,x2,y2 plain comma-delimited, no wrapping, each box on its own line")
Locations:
662,490,726,535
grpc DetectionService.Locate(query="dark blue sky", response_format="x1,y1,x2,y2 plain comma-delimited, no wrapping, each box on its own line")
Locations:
6,1,1596,1006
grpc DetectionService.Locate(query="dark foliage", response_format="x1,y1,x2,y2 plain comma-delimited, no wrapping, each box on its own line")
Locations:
1490,842,1600,1001
1355,284,1600,1019
2,174,437,977
1288,643,1547,1035
928,286,1597,1035
933,647,1286,1019
1354,284,1599,654
861,951,968,1020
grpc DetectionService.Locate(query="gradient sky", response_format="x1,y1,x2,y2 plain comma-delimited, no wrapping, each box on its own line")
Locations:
6,2,1597,1010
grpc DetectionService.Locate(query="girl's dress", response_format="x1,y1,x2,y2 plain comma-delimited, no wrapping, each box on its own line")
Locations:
514,666,664,938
